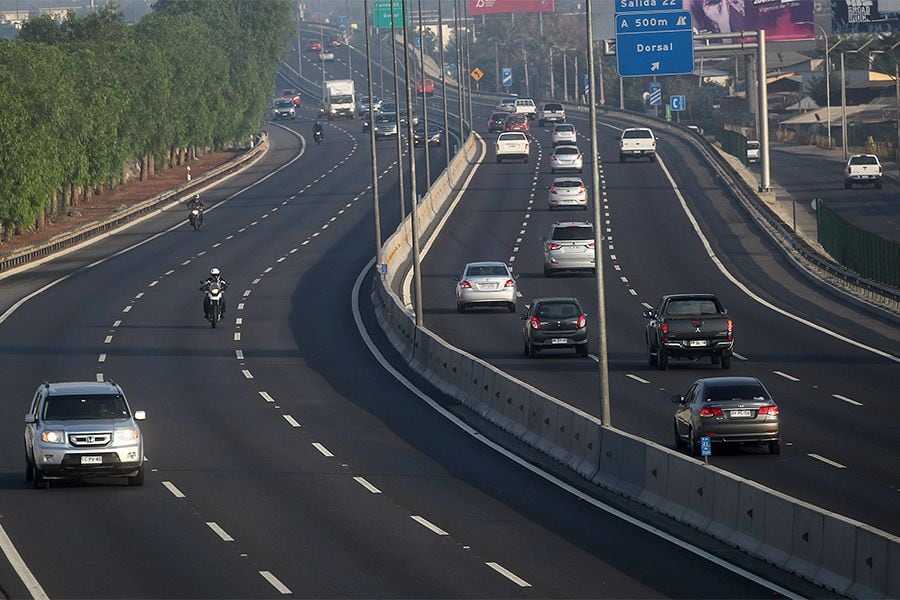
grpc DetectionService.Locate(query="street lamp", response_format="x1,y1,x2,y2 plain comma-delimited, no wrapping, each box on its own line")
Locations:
796,21,834,147
840,39,875,160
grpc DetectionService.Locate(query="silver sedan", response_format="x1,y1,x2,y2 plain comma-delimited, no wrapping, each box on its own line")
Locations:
548,177,587,210
550,145,583,173
455,262,518,313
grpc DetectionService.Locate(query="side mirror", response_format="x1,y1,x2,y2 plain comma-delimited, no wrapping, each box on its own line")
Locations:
453,275,460,281
518,314,527,320
134,410,146,421
513,273,520,279
642,309,654,319
721,308,728,315
24,413,35,424
670,395,683,404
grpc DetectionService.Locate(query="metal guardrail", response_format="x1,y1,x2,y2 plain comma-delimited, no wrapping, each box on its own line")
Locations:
0,133,269,273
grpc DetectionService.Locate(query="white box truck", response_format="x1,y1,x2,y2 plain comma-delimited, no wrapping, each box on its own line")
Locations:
322,79,355,120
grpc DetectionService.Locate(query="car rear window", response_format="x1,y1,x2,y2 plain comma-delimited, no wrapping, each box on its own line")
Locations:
704,384,768,403
623,129,653,139
536,302,581,319
849,155,878,165
555,147,579,155
551,225,593,240
43,394,129,420
747,142,760,150
508,114,526,122
555,125,575,132
665,299,721,316
553,180,582,188
543,103,563,111
499,133,527,141
491,112,507,120
466,265,508,277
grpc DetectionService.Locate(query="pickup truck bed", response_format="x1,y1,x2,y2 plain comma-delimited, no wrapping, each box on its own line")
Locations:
495,132,530,163
845,154,883,189
619,128,656,162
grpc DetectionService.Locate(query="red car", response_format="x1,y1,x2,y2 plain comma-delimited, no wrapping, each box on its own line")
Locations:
306,40,323,52
416,78,435,96
329,36,342,47
504,113,530,134
281,89,302,107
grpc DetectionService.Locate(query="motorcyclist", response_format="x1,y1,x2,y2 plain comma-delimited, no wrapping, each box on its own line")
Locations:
187,194,205,226
200,267,228,319
313,121,324,143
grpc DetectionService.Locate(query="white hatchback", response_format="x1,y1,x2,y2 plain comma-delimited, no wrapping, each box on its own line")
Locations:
550,145,583,173
548,177,587,210
552,123,577,146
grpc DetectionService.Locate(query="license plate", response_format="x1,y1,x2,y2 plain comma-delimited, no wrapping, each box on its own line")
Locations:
81,455,102,465
688,340,707,347
730,410,753,418
551,338,568,344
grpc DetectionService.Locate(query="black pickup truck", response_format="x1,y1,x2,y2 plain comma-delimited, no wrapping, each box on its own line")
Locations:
643,294,734,370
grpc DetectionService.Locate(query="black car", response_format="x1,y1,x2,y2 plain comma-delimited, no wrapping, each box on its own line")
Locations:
520,297,588,358
487,111,509,133
413,123,442,146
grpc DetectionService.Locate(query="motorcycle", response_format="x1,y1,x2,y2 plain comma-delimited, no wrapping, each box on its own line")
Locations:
201,281,226,328
189,207,203,231
314,130,323,145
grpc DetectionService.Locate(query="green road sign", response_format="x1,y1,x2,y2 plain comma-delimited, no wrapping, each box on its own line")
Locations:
374,0,406,29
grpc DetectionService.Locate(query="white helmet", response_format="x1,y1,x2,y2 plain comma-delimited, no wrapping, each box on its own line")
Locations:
210,268,220,277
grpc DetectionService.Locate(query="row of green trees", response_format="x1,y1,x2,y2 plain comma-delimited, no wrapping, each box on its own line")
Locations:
0,0,293,241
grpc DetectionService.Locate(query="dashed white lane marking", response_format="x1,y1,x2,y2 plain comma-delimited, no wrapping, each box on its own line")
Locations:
302,240,310,246
122,306,132,313
259,571,292,595
626,374,650,384
733,352,748,361
290,248,298,254
610,254,617,260
641,302,653,310
236,350,244,360
238,303,245,310
808,453,847,469
773,370,799,382
181,260,191,266
206,522,234,542
410,516,449,536
134,292,144,299
212,242,221,248
312,442,334,457
233,332,241,341
614,265,621,271
95,373,104,382
197,251,206,257
283,415,302,428
98,354,106,363
485,562,532,587
259,391,275,403
236,317,243,325
113,320,121,327
104,335,113,344
243,290,252,297
628,289,637,296
251,278,260,285
226,235,234,240
162,481,186,498
264,267,273,273
353,476,382,494
149,280,158,287
242,370,253,379
164,269,175,276
620,276,628,283
277,257,286,263
833,394,863,406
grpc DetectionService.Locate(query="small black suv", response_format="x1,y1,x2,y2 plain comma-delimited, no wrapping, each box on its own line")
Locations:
520,297,589,358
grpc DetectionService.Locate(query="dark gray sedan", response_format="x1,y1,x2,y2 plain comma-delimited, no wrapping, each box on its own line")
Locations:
672,377,781,456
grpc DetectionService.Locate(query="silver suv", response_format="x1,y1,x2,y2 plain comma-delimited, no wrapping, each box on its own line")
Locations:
24,381,146,488
541,221,596,276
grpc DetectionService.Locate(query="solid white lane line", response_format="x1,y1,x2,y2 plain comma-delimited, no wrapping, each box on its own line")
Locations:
808,453,847,469
283,415,301,428
773,370,799,382
259,571,292,595
353,476,382,494
410,516,449,536
236,350,244,360
833,394,863,406
0,522,49,600
259,391,275,403
312,442,334,457
626,374,650,384
485,562,531,587
206,522,234,542
162,481,186,498
104,336,113,344
242,370,253,379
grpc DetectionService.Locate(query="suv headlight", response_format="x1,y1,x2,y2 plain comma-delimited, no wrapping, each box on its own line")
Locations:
115,428,140,443
41,431,65,444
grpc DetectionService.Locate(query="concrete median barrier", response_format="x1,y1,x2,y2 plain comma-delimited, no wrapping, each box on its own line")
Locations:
638,444,670,511
658,452,692,521
818,517,857,594
758,491,795,568
849,526,891,599
682,460,716,531
706,469,741,542
785,503,825,583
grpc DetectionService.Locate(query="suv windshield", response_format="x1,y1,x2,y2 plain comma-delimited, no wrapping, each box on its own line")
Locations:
43,394,129,420
551,225,593,240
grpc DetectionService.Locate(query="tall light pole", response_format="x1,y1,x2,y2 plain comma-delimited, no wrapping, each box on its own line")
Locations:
297,8,302,78
438,0,451,166
549,47,555,99
364,0,383,269
841,50,848,160
796,21,832,146
463,0,473,135
454,0,464,145
417,0,431,191
390,0,406,220
585,0,611,426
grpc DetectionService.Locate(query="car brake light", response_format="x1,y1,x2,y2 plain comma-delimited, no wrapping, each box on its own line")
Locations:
547,242,561,250
759,405,779,415
550,185,557,193
530,316,541,329
586,242,595,249
579,186,586,194
699,407,723,417
503,279,514,288
459,280,472,289
879,166,883,175
577,314,586,328
727,319,733,341
661,321,669,342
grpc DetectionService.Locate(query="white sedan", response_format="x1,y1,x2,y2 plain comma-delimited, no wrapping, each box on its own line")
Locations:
455,261,517,313
551,123,577,146
319,50,335,61
550,145,583,173
548,177,587,210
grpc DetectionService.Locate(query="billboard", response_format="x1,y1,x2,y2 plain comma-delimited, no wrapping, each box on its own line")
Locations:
832,0,900,33
684,0,814,42
469,0,554,16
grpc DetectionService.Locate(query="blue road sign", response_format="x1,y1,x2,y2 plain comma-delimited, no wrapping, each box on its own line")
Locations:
614,0,682,12
337,15,347,29
615,10,694,78
502,67,513,88
649,82,661,106
583,73,590,96
381,263,388,275
670,94,686,111
700,435,712,457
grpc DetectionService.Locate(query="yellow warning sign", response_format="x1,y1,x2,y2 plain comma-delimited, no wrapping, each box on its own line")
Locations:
470,67,484,81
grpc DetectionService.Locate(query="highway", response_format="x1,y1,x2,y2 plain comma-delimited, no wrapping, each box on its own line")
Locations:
0,32,823,599
419,95,900,537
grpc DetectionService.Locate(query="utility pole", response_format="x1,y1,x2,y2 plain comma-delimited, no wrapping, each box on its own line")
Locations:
297,8,302,78
454,0,464,143
438,0,451,167
562,50,568,102
495,40,500,93
364,0,383,269
758,29,771,192
390,0,406,220
523,41,530,97
402,0,424,327
896,64,899,175
549,47,555,99
418,0,431,191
